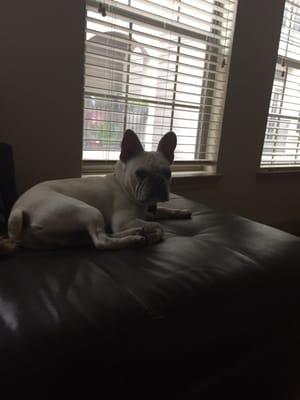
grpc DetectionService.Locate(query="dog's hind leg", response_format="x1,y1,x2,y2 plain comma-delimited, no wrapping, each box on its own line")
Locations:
88,228,145,250
85,210,145,250
11,190,146,250
110,227,145,238
8,208,24,241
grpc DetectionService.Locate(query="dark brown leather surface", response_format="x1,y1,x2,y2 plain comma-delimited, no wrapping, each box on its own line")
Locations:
0,194,300,398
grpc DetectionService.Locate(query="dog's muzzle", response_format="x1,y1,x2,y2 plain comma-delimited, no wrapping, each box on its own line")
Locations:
138,176,169,203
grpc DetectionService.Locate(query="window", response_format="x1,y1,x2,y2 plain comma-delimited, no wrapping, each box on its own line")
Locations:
83,0,236,173
261,0,300,167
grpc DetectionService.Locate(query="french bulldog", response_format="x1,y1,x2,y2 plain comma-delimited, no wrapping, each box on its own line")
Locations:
7,130,191,250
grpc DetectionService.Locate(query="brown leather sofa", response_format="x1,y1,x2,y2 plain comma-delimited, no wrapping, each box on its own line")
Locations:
1,144,300,399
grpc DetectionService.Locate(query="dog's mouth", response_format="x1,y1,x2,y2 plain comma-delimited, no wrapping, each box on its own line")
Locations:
136,178,169,204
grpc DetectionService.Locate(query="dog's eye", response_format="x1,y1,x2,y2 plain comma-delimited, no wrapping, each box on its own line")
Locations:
161,169,171,180
136,169,148,179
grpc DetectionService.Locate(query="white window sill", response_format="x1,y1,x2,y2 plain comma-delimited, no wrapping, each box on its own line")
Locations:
82,171,221,181
172,171,221,179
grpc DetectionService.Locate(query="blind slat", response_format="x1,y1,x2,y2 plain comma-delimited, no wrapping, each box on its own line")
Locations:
86,33,222,66
84,121,220,132
86,63,226,91
84,93,224,117
83,139,217,149
86,20,228,55
86,50,225,80
84,128,220,138
262,0,300,171
86,17,226,54
86,2,226,44
85,74,225,100
87,0,232,43
133,0,235,18
261,153,300,156
84,105,207,120
85,86,224,108
103,0,230,33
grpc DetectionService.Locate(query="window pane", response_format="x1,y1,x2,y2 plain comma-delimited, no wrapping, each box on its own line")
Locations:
261,0,300,167
83,0,236,163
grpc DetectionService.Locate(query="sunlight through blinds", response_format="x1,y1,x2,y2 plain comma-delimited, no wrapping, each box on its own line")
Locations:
83,0,236,165
261,0,300,167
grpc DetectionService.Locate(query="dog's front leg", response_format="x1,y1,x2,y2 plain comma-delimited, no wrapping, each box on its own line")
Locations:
112,212,164,245
147,206,192,220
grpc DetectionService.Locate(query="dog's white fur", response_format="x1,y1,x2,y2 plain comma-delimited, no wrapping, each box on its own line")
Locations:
8,130,191,250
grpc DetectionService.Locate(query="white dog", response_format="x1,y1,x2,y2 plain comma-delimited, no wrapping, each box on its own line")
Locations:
7,130,191,251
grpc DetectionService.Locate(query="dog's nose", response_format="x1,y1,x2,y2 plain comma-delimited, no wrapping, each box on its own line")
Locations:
157,190,169,202
149,177,169,202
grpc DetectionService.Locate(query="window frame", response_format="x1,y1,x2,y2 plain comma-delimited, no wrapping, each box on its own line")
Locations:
82,0,237,175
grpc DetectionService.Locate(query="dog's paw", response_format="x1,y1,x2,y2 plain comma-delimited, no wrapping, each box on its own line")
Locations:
179,209,192,219
127,235,147,248
141,223,164,244
0,236,16,256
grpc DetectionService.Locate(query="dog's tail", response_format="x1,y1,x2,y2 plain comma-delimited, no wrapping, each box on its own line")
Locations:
0,208,23,256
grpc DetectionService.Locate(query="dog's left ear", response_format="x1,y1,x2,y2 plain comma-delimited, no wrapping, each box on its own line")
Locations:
120,129,144,162
157,131,177,164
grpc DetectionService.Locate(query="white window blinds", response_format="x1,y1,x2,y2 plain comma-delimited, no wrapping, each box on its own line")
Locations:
83,0,236,165
261,0,300,167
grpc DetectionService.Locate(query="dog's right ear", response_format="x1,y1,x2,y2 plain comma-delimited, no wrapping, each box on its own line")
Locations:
120,129,144,162
157,131,177,164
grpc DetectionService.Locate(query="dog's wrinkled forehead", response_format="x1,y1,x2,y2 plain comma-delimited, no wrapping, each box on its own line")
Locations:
128,151,169,172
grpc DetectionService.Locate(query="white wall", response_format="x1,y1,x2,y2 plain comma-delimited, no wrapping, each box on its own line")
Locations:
0,0,85,193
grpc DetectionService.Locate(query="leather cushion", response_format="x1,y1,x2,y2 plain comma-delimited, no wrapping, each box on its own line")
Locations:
0,195,6,235
0,194,300,395
0,143,17,222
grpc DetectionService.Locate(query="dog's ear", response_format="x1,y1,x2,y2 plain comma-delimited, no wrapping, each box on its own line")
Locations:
157,131,177,164
120,129,144,162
